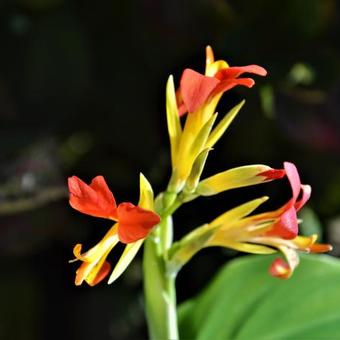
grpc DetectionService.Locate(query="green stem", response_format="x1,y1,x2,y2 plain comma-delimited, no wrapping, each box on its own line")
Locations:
143,204,179,339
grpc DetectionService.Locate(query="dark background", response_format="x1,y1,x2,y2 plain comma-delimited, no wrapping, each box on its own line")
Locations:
1,0,340,339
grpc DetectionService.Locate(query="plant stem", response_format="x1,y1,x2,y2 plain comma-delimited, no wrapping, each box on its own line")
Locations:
143,202,179,339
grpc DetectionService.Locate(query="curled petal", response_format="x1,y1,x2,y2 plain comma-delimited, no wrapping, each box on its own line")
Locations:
269,246,299,279
117,203,160,243
68,176,118,219
295,184,311,212
284,162,301,202
269,257,292,279
214,65,267,80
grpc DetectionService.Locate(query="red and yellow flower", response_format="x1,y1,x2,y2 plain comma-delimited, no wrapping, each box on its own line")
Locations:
170,162,332,279
68,174,160,285
166,46,267,191
207,162,332,278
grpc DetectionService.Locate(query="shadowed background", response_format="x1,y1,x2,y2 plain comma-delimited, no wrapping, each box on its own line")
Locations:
1,0,340,339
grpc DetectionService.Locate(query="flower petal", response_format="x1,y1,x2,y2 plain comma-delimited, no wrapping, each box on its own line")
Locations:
269,257,291,279
205,100,245,149
211,78,255,97
284,162,301,202
73,226,119,286
295,184,311,211
68,176,118,219
166,75,182,167
117,203,160,243
266,205,298,239
214,65,267,80
108,240,144,284
211,196,269,228
179,69,219,113
197,165,282,196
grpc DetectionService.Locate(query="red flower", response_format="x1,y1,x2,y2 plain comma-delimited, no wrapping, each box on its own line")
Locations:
265,162,311,239
177,64,267,116
68,176,160,243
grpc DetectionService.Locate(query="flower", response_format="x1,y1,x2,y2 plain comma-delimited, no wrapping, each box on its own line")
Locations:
68,174,160,285
166,46,267,191
169,162,332,278
207,162,332,278
177,46,267,116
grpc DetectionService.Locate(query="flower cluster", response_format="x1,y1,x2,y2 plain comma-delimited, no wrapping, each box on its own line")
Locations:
68,46,331,285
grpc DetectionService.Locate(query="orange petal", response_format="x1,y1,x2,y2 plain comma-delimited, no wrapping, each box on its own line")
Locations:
68,176,118,219
117,203,160,243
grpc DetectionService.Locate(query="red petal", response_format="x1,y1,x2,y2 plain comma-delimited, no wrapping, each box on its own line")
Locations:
269,257,291,279
179,68,219,113
214,65,267,80
89,261,111,286
266,206,298,239
117,203,160,244
257,168,285,180
68,176,118,219
211,78,255,97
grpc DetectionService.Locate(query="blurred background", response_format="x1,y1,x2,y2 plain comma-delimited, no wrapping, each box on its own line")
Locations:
1,0,339,339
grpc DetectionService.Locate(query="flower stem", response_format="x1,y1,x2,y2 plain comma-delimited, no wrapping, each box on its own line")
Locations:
143,206,179,339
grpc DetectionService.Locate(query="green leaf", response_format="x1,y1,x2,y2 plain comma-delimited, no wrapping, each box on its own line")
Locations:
178,254,340,340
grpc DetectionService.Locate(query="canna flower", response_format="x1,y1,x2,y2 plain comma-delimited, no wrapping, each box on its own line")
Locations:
177,46,267,116
207,162,332,278
166,46,267,191
169,162,332,278
68,174,160,286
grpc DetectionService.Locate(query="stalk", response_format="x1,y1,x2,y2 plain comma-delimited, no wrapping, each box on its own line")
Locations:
143,196,179,340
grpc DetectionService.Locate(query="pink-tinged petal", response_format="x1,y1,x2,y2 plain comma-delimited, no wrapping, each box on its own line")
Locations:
179,69,219,113
284,162,301,202
117,203,160,244
257,168,285,180
211,78,255,97
294,184,311,211
214,65,267,80
266,206,298,239
269,257,291,279
68,176,118,220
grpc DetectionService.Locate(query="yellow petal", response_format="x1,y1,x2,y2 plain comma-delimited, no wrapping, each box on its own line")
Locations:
197,164,274,196
205,45,215,72
211,197,269,227
184,147,211,194
176,113,217,182
108,239,144,284
166,75,182,167
206,100,245,148
74,227,119,285
72,224,119,262
139,173,155,211
207,238,276,254
206,60,229,77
